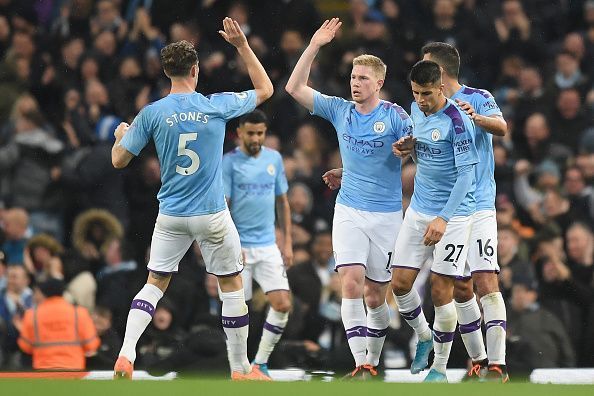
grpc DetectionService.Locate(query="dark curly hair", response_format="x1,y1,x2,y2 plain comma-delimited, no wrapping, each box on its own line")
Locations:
160,40,198,77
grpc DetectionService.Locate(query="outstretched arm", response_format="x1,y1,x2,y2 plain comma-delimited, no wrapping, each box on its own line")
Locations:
285,18,342,111
219,17,273,105
455,99,507,136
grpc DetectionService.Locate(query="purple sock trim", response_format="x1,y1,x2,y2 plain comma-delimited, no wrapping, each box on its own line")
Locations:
263,321,284,335
221,313,249,328
400,305,422,321
433,329,455,343
130,299,155,316
366,327,388,338
486,320,507,331
345,325,367,339
459,318,482,334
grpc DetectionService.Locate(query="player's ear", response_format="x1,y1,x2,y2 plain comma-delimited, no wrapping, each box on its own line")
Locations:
377,79,384,91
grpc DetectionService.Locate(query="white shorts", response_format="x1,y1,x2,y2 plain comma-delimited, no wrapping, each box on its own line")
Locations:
392,207,473,278
462,210,500,278
147,209,243,277
241,245,290,300
333,203,403,283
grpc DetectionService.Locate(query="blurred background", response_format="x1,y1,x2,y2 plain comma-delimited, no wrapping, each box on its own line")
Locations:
0,0,592,374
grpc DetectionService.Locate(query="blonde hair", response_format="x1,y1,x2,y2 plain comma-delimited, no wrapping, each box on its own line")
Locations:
353,54,387,80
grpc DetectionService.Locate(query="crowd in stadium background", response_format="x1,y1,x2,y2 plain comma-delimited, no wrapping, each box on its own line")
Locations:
0,0,593,374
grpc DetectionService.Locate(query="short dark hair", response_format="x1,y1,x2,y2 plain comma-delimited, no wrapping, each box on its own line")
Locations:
238,109,268,126
421,42,460,78
160,40,198,77
409,60,442,86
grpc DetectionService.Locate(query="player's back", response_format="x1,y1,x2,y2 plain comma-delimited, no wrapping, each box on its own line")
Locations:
410,98,478,218
123,90,256,216
451,86,502,211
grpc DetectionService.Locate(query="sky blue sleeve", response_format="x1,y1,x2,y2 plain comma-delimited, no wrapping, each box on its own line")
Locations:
311,90,346,124
438,164,475,222
475,90,503,117
120,106,151,156
275,153,289,196
452,115,479,168
222,154,233,199
391,105,414,140
209,90,257,120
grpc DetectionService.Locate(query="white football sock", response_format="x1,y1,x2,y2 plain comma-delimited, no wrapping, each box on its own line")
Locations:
119,283,163,363
394,289,431,341
481,292,507,365
221,289,251,374
431,301,457,374
366,302,390,367
341,298,367,367
455,296,487,362
254,307,288,364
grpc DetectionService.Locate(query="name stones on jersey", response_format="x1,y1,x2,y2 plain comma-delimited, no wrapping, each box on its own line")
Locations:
267,164,276,176
373,121,386,134
431,128,440,141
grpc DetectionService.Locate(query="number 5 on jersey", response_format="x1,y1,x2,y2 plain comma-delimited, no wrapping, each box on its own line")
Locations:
176,133,200,175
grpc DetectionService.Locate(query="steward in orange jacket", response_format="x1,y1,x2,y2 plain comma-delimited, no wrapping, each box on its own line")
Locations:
17,277,100,370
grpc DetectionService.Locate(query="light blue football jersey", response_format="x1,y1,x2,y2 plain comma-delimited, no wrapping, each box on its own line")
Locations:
410,98,479,217
222,146,288,247
120,90,257,216
312,91,413,212
451,85,502,211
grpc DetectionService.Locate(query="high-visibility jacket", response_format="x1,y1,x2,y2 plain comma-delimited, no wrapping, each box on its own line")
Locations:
17,296,100,370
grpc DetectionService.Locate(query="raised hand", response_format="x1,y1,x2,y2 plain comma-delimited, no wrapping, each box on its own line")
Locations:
310,18,342,48
218,17,248,49
455,98,477,119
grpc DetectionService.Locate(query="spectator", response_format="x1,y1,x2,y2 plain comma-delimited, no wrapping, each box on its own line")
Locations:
0,265,33,364
497,225,533,300
16,277,100,370
87,305,121,370
0,208,29,264
23,234,64,279
507,274,576,372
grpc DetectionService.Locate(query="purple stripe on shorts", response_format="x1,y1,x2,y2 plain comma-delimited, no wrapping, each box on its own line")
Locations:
345,325,367,339
392,265,421,271
433,329,455,343
147,268,178,276
456,275,472,280
365,276,390,284
366,327,388,338
400,305,422,321
471,269,500,274
459,318,482,334
430,270,461,279
206,269,244,278
335,263,366,269
221,313,249,328
263,321,285,335
486,320,507,331
131,299,155,316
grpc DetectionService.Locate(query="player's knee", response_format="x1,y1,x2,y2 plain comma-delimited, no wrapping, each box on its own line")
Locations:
342,278,364,298
391,277,412,296
431,284,453,306
364,293,384,309
474,276,500,298
271,298,292,313
454,280,474,303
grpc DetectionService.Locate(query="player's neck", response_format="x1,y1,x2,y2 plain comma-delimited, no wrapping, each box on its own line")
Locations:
443,78,462,99
239,145,261,157
169,79,197,94
354,96,381,115
425,96,448,116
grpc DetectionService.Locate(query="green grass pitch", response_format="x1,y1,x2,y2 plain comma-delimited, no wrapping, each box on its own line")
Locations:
1,379,593,396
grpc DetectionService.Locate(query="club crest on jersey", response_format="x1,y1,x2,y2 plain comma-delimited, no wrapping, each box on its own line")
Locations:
431,129,440,141
267,164,276,176
373,121,386,134
235,92,248,99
